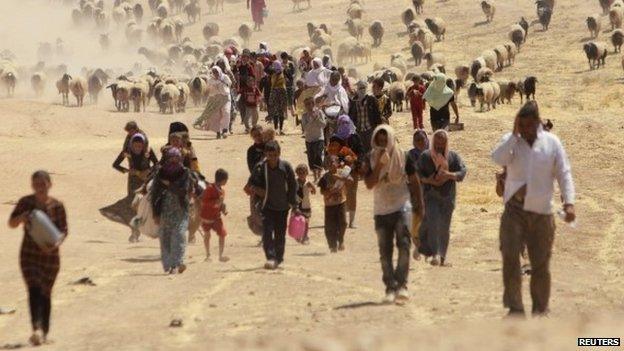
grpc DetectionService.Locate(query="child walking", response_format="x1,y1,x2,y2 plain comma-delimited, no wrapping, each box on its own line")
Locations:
241,76,262,133
201,169,230,262
301,97,326,181
407,75,426,130
295,164,316,244
318,155,349,253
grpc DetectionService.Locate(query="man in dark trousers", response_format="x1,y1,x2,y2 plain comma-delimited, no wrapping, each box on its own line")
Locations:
492,101,576,317
247,141,298,269
348,80,382,153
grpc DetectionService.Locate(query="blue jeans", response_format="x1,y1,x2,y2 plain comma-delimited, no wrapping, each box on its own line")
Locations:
374,211,411,292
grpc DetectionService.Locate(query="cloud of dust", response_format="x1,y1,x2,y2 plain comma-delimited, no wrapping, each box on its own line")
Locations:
0,0,146,78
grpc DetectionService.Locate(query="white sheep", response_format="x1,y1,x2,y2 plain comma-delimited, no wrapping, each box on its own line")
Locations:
311,29,332,48
390,53,408,76
415,28,434,53
352,41,372,64
131,80,149,112
159,83,179,113
424,52,446,70
481,49,498,71
476,81,500,111
493,45,509,71
345,19,364,40
347,3,364,19
337,37,358,65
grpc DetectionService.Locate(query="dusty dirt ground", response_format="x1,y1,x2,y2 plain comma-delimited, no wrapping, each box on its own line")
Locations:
1,0,624,349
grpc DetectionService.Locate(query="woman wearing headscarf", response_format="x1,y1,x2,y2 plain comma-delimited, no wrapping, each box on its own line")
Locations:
8,171,67,346
416,129,467,266
298,48,313,75
322,54,334,70
423,73,460,131
330,115,364,228
406,129,429,259
247,0,266,31
268,60,288,134
363,125,423,303
296,58,329,117
151,148,193,274
203,66,232,139
113,133,159,243
113,133,158,198
163,122,200,173
217,56,238,135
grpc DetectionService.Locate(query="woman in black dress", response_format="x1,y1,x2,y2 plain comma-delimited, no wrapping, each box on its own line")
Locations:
423,73,460,131
8,171,68,346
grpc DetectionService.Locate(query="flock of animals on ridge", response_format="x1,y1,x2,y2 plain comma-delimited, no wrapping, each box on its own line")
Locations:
0,0,623,114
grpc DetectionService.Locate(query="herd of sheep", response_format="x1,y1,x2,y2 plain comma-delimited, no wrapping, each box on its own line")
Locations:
1,0,624,115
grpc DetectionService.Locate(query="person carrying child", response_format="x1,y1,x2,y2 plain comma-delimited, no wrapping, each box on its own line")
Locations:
295,164,316,244
318,155,350,253
301,96,326,181
201,169,230,262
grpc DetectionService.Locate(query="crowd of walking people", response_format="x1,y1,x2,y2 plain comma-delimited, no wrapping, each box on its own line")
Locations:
6,41,576,345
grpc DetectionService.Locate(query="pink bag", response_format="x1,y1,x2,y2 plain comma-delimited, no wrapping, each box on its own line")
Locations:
288,214,307,242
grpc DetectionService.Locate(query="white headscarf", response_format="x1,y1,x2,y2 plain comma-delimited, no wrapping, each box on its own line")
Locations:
305,58,330,87
316,72,349,112
370,125,406,185
211,66,232,88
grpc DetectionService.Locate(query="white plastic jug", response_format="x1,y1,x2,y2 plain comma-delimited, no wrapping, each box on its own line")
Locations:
29,209,63,249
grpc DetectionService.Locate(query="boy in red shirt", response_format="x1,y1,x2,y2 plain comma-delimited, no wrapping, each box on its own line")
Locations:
201,169,230,262
407,75,426,130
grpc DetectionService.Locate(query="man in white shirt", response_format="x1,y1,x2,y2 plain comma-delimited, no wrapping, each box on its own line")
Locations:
491,101,576,317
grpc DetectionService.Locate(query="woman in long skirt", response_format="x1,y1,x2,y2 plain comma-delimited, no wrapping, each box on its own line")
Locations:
151,148,192,274
247,0,266,31
203,66,232,139
268,61,288,135
8,171,68,346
